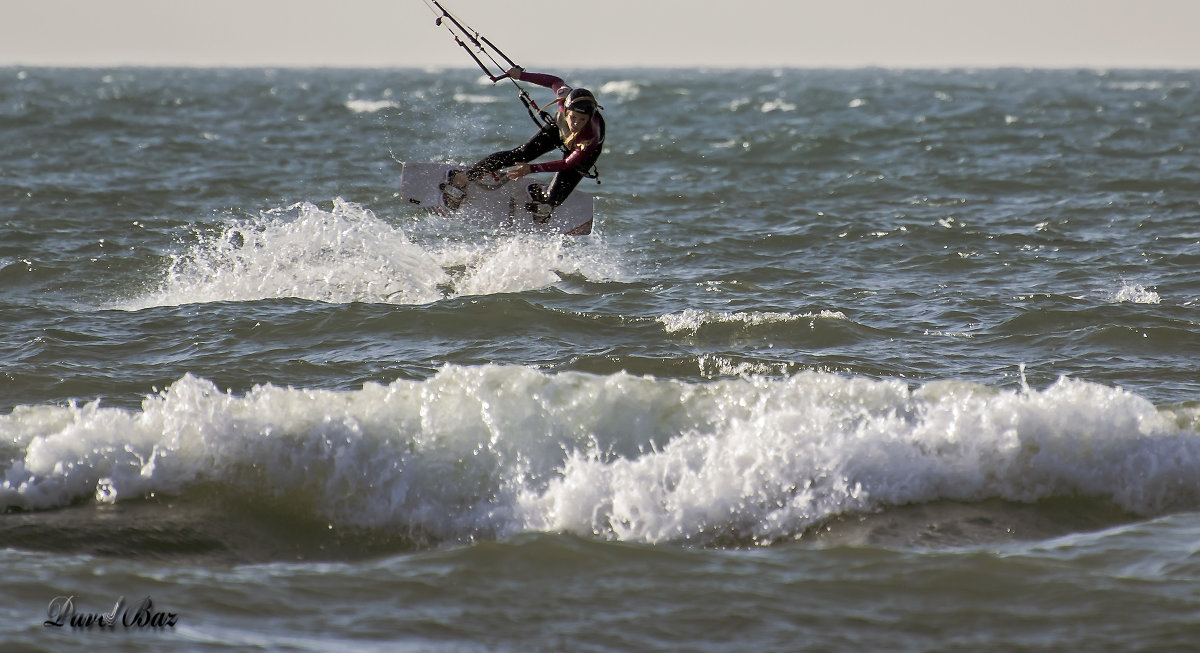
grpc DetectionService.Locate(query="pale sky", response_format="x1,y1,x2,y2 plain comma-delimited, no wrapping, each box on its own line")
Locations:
3,0,1199,69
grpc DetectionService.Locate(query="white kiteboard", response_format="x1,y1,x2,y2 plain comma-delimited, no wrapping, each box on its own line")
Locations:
399,162,593,236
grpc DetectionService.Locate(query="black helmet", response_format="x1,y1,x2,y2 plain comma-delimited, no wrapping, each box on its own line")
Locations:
565,88,601,115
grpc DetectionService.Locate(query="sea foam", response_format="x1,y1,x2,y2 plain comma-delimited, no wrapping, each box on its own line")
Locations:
659,309,848,334
1113,282,1161,304
3,368,1198,546
344,99,399,114
123,199,624,309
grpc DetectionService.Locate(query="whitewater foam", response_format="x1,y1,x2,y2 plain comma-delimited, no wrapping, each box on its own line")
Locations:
3,368,1197,546
659,309,848,334
1113,282,1161,304
345,99,399,114
598,79,641,102
122,199,625,309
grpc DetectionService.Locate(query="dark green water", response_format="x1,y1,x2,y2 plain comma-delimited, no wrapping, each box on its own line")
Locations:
2,66,1199,651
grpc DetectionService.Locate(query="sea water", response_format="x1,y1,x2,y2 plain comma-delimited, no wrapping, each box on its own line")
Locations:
2,66,1200,651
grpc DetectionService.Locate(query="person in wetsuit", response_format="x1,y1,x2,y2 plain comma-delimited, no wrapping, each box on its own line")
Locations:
449,67,605,209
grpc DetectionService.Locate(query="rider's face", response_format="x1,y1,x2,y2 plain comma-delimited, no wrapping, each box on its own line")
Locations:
566,109,591,132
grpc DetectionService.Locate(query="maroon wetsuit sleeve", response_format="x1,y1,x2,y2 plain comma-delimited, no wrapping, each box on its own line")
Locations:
517,71,568,96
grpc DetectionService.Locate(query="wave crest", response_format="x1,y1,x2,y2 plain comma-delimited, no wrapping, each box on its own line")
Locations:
3,368,1198,547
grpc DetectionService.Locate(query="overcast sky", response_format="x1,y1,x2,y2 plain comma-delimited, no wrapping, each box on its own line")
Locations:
3,0,1199,69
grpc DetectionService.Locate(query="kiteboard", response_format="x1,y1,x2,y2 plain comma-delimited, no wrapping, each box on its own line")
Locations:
399,162,593,236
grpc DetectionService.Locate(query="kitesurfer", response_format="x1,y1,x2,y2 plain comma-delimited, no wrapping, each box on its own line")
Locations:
449,67,605,208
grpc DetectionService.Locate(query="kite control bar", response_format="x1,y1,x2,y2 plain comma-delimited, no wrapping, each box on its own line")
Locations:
424,0,558,133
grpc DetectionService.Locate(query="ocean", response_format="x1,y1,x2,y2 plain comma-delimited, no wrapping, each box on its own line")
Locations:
2,65,1199,651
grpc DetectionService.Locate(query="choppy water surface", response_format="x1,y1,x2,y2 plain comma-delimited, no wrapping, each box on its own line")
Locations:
2,66,1199,651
